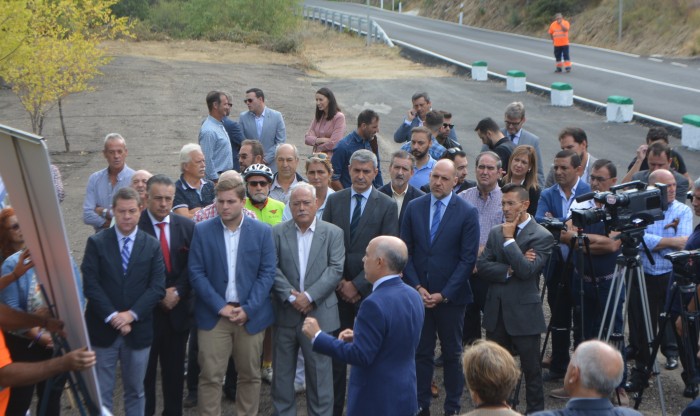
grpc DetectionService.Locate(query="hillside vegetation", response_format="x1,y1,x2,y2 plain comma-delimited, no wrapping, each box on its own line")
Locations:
377,0,700,56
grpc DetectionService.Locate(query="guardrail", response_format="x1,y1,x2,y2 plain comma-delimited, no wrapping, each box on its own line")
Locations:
302,5,394,48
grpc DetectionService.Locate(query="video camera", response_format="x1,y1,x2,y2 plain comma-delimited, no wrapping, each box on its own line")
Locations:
665,250,700,282
570,181,668,233
539,217,567,241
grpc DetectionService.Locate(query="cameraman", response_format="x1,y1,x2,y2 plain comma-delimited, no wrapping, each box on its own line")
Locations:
555,159,626,402
626,169,692,392
671,177,700,398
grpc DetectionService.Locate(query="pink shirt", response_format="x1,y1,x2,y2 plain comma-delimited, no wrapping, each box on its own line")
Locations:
304,111,346,154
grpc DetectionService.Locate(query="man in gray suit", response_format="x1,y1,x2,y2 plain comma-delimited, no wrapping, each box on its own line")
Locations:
271,183,345,416
502,102,545,187
532,340,641,416
477,184,554,414
321,149,399,416
239,87,287,173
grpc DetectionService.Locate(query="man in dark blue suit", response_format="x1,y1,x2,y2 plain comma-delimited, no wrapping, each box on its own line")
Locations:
140,175,195,416
188,178,276,416
302,236,424,416
535,150,591,382
532,340,641,416
82,187,165,415
402,159,480,415
379,150,425,227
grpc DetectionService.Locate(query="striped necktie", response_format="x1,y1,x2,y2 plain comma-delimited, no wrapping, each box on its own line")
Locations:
121,237,131,274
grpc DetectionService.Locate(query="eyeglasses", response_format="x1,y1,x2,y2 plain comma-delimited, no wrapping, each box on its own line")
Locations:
247,180,269,187
504,120,522,127
589,175,610,182
310,152,328,160
243,98,254,104
442,123,455,129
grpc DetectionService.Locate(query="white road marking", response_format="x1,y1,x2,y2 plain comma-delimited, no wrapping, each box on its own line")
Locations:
671,62,688,68
648,58,663,63
376,18,700,95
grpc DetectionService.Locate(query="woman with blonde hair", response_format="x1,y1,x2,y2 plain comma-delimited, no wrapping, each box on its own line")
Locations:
502,145,540,215
461,340,522,415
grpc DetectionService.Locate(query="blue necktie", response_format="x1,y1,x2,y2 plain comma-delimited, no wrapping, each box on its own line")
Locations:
431,200,442,242
121,237,131,274
350,194,363,236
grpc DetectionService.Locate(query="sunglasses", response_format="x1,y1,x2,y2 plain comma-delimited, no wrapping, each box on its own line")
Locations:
243,98,254,104
442,123,455,129
247,180,269,187
310,152,328,160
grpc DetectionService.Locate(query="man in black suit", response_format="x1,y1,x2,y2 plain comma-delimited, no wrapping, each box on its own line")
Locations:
322,149,399,416
82,187,165,415
141,175,195,416
379,150,424,227
477,184,554,414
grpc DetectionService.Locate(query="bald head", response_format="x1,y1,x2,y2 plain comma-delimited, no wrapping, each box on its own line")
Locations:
363,236,408,283
430,159,458,199
566,340,624,397
276,143,299,180
648,169,676,204
131,170,153,202
218,170,243,185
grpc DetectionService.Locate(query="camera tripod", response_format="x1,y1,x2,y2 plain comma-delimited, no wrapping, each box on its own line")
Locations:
599,228,667,415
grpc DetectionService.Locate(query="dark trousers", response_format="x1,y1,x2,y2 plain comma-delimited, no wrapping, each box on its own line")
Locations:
332,297,360,416
629,272,678,370
416,303,466,414
486,308,544,414
144,309,189,416
463,274,489,345
4,332,64,416
554,45,570,63
545,255,573,374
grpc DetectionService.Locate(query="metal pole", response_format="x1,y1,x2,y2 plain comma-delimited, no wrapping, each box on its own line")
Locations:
618,0,623,41
366,0,371,46
381,0,384,9
399,2,402,13
459,12,463,25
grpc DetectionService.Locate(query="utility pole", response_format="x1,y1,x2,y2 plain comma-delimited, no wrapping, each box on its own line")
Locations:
618,0,623,41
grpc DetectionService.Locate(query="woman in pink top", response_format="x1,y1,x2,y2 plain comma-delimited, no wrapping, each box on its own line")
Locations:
304,87,346,157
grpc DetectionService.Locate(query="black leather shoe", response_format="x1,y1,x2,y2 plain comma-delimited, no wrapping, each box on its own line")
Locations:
542,370,565,382
665,356,679,370
684,383,699,398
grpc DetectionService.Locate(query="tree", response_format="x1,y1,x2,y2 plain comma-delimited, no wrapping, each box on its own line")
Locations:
0,0,131,151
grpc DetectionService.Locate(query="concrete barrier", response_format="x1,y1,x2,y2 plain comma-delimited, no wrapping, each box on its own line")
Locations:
506,70,526,92
472,61,487,81
551,82,573,107
606,96,634,123
682,114,700,150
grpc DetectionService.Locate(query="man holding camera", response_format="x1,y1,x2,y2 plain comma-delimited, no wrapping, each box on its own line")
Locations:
626,169,692,393
553,159,627,403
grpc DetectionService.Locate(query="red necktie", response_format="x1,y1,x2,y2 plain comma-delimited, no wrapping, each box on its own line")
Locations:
156,222,172,274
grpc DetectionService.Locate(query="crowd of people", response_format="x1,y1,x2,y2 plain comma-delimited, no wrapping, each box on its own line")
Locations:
1,84,699,416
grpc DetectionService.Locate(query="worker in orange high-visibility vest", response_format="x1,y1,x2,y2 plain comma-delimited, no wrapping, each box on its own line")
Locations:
548,13,571,73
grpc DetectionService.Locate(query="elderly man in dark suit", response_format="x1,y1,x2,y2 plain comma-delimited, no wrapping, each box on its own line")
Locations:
82,187,165,415
379,150,424,227
402,158,480,416
302,236,424,416
477,183,554,414
188,178,276,416
322,149,398,416
139,175,195,416
532,340,641,416
271,183,345,416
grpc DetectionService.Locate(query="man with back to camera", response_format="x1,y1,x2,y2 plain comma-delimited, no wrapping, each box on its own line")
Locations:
239,87,287,173
83,133,135,232
402,159,480,416
199,90,233,182
302,236,424,416
475,117,515,176
478,183,554,414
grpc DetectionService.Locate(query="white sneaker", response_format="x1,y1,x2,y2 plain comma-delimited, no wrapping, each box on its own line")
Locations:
261,367,273,384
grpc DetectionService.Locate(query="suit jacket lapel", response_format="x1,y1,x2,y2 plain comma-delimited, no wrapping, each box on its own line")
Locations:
126,232,145,276
351,189,376,246
337,191,352,245
305,224,327,279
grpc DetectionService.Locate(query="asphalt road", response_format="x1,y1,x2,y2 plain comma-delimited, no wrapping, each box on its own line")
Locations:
304,0,700,126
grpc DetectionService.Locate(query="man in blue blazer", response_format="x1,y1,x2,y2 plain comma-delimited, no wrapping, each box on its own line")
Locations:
535,150,591,382
532,340,641,416
139,175,195,416
239,87,287,173
401,159,480,416
302,236,424,416
188,178,276,416
82,187,165,415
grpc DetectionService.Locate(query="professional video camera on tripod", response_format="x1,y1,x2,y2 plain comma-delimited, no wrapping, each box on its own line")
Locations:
564,180,670,413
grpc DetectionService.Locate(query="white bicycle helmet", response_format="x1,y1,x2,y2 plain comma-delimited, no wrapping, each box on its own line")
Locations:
243,163,273,182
